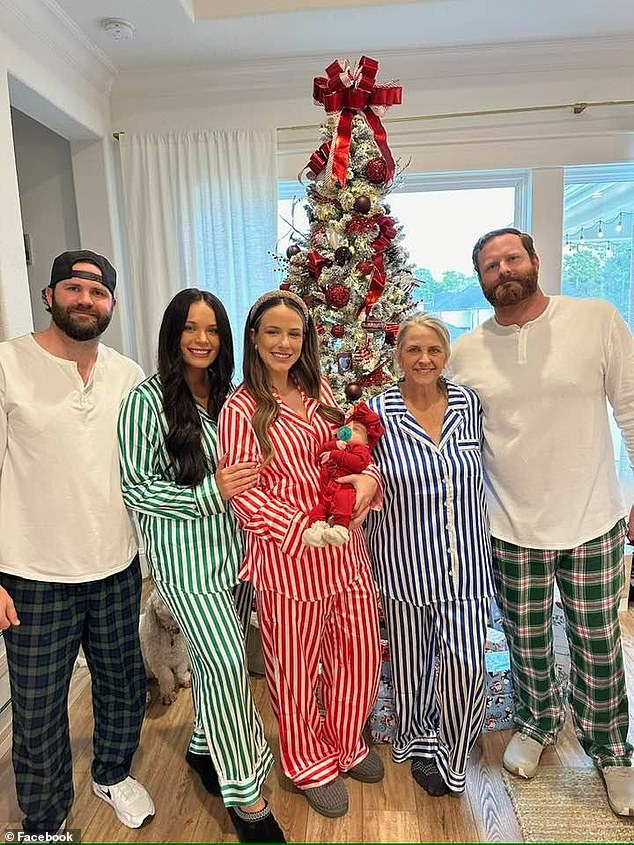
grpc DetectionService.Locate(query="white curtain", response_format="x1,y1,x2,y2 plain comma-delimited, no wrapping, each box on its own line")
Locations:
119,129,277,374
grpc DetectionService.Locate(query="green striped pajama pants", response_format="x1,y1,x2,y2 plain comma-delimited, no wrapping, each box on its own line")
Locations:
154,582,274,806
492,519,632,768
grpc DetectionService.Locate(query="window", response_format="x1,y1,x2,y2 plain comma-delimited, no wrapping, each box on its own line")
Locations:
278,169,531,342
562,164,634,486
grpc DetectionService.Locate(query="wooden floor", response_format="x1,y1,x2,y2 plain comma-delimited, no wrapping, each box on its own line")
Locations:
1,606,633,843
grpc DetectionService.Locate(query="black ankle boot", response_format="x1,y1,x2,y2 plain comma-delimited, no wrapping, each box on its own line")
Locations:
185,750,221,796
227,805,286,843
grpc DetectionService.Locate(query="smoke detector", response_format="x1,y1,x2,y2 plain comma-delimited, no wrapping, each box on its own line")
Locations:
101,18,136,41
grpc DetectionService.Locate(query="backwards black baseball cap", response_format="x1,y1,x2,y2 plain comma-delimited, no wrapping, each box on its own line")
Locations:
49,250,116,295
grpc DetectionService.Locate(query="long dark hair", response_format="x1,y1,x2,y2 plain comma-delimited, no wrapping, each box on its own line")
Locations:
158,288,234,486
243,292,343,465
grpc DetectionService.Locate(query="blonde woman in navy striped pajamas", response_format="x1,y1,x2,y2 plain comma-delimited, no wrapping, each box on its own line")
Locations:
365,314,494,797
117,289,285,843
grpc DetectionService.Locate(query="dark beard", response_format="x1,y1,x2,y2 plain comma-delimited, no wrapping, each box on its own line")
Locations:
51,300,112,341
483,266,539,307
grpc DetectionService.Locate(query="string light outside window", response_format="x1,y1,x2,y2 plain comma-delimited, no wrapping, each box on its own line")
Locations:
564,209,630,254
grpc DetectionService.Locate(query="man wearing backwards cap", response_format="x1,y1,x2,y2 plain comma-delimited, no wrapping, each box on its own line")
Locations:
0,251,154,833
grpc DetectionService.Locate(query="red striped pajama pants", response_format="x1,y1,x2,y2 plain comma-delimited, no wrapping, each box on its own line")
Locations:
256,566,381,788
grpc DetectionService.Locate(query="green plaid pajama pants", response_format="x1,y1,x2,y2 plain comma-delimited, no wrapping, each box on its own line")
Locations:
492,519,632,769
1,559,146,833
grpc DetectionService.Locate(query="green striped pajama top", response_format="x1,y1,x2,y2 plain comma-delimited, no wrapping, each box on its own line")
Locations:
117,373,243,593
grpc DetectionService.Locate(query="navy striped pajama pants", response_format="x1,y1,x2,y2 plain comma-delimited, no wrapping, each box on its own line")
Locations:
1,559,146,833
382,594,489,791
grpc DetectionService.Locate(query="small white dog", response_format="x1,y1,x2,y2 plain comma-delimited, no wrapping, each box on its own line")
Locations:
139,588,191,705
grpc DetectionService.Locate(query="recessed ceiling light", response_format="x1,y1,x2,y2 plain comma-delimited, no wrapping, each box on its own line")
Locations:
101,18,136,41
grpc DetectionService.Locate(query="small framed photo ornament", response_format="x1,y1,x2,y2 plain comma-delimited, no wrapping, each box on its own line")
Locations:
361,319,385,332
337,352,353,374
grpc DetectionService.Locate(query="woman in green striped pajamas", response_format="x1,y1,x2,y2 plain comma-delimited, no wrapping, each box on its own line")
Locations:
117,289,285,843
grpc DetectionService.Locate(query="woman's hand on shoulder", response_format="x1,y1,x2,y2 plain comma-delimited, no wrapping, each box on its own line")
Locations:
336,473,378,530
215,455,260,500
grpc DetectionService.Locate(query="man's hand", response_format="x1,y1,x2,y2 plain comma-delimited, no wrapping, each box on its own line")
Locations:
0,585,19,630
215,455,259,500
337,473,378,530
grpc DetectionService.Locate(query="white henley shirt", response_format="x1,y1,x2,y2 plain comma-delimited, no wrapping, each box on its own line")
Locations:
450,296,634,549
0,334,143,582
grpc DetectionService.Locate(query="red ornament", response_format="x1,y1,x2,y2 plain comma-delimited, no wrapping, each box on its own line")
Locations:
365,157,387,184
279,282,291,291
356,260,374,277
344,382,363,401
331,324,345,338
325,284,351,308
286,244,301,258
353,195,372,215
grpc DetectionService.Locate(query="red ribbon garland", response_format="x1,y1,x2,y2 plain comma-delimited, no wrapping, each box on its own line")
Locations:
365,254,387,312
371,213,398,253
309,56,402,187
363,213,398,315
307,251,331,279
306,141,331,177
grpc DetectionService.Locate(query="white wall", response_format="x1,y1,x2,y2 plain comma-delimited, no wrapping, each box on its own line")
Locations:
111,39,634,175
109,40,634,298
0,0,129,351
11,108,81,332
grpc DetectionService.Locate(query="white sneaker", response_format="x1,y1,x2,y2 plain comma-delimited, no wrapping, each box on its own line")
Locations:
92,776,155,828
503,732,544,779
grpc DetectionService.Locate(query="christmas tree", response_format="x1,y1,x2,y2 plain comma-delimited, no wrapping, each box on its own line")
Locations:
280,56,418,405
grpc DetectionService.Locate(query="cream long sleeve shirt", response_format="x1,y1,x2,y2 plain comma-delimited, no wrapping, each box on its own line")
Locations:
449,296,634,549
0,334,143,582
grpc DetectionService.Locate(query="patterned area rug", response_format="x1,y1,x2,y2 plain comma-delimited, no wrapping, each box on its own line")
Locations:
502,768,634,842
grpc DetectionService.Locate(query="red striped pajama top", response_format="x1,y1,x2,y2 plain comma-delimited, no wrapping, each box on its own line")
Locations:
218,378,381,602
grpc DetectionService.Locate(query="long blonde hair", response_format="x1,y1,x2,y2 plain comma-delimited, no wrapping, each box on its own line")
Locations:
242,292,343,465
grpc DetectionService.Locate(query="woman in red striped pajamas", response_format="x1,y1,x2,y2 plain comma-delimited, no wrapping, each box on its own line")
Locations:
218,290,383,819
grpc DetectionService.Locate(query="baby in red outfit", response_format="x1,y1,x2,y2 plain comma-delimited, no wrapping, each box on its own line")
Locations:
303,402,384,547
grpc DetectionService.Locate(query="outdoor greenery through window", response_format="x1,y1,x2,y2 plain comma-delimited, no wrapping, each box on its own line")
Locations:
562,163,634,485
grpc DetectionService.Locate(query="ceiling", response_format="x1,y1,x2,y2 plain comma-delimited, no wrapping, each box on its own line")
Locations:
50,0,634,71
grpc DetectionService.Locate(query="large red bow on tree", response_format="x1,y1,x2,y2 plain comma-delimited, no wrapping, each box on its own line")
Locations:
309,56,402,187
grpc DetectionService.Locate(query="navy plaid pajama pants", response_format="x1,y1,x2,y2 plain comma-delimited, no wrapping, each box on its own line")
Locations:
1,558,146,833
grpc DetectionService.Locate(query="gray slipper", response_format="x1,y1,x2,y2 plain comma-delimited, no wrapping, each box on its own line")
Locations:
346,747,385,783
303,776,349,818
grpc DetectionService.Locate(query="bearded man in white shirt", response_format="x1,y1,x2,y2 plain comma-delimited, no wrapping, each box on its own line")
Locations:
450,227,634,818
0,251,154,834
